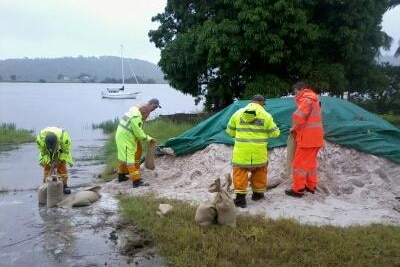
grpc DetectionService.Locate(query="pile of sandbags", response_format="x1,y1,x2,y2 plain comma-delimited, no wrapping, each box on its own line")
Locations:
195,175,236,227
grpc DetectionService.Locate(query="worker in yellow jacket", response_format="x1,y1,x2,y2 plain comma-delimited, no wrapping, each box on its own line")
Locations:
115,98,160,187
226,95,280,208
36,126,73,194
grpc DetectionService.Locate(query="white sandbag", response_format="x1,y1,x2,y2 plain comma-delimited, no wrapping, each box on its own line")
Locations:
286,132,296,175
144,139,156,170
195,202,217,226
72,191,101,207
57,186,101,208
214,190,236,227
38,183,47,206
214,177,236,227
195,177,236,227
47,178,63,208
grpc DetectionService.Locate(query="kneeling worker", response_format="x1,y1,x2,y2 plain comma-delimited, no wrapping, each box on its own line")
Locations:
36,126,74,194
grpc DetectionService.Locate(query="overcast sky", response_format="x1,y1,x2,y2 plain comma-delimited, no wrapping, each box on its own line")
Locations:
0,1,399,64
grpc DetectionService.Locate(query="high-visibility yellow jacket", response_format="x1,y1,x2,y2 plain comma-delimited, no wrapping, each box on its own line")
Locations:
115,106,152,164
226,102,280,167
36,126,73,165
292,89,324,147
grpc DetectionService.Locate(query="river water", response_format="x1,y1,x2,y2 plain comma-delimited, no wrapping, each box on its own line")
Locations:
0,82,203,266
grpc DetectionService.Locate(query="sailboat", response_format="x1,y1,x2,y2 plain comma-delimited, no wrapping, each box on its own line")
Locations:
101,45,141,99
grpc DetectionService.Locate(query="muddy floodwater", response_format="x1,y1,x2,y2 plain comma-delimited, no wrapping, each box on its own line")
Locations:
0,142,165,267
0,83,202,266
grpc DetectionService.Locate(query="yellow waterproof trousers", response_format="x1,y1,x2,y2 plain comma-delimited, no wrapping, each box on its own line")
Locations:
233,166,267,194
117,141,142,182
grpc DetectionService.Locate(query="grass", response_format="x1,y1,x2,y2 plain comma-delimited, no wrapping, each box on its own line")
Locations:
0,123,35,150
92,118,119,134
119,195,400,267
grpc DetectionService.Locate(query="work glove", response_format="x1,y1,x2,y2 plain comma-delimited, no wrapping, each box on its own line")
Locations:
146,135,155,142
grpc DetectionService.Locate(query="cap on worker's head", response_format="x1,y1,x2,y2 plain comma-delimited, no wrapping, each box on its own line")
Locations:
293,81,307,91
45,132,58,151
251,94,265,105
148,98,161,108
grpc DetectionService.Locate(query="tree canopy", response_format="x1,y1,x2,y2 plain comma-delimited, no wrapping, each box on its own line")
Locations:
149,0,400,111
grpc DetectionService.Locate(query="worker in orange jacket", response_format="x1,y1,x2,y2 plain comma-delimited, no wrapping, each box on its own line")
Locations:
285,82,324,197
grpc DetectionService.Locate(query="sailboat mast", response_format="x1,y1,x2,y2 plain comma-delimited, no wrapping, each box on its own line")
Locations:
121,44,125,87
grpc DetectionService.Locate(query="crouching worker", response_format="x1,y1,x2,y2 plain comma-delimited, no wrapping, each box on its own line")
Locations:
115,98,160,188
226,95,280,208
36,126,73,194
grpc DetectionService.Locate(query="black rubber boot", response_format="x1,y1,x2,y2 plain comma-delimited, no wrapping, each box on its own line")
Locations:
233,194,247,208
251,192,264,201
63,185,71,194
285,189,304,198
132,180,150,188
118,173,129,182
305,187,316,194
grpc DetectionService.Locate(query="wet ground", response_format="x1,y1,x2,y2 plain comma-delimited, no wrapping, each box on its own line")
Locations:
0,141,165,267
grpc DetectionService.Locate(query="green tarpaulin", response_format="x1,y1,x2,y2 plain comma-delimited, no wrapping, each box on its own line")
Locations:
161,96,400,163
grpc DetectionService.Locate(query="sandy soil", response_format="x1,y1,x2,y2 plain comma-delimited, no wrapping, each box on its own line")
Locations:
102,142,400,227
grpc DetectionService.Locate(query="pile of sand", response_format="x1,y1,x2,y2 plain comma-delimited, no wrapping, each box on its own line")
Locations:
103,142,400,227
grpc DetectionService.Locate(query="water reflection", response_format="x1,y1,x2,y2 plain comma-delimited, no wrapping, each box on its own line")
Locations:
38,207,75,264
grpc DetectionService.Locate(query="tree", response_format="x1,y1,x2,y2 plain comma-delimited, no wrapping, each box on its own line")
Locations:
149,0,399,111
351,63,400,114
10,75,16,81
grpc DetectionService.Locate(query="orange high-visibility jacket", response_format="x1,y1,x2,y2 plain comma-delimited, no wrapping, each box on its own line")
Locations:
292,89,324,147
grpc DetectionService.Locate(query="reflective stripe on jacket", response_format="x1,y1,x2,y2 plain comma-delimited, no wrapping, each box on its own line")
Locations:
226,102,280,167
36,126,73,165
115,106,151,163
292,89,324,147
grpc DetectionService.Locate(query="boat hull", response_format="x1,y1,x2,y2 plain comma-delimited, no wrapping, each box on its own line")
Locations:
101,92,139,99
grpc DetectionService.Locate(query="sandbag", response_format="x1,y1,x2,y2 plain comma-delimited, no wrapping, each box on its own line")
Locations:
214,190,236,227
195,202,217,226
213,176,236,227
195,176,236,227
286,132,296,175
47,178,63,208
145,139,157,170
57,186,101,208
38,183,47,206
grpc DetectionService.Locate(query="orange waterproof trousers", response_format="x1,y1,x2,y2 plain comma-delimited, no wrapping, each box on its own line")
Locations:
233,166,267,194
117,141,142,182
43,162,68,186
291,147,320,192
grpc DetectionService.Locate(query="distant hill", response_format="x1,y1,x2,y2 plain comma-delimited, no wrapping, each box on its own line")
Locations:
0,56,166,83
